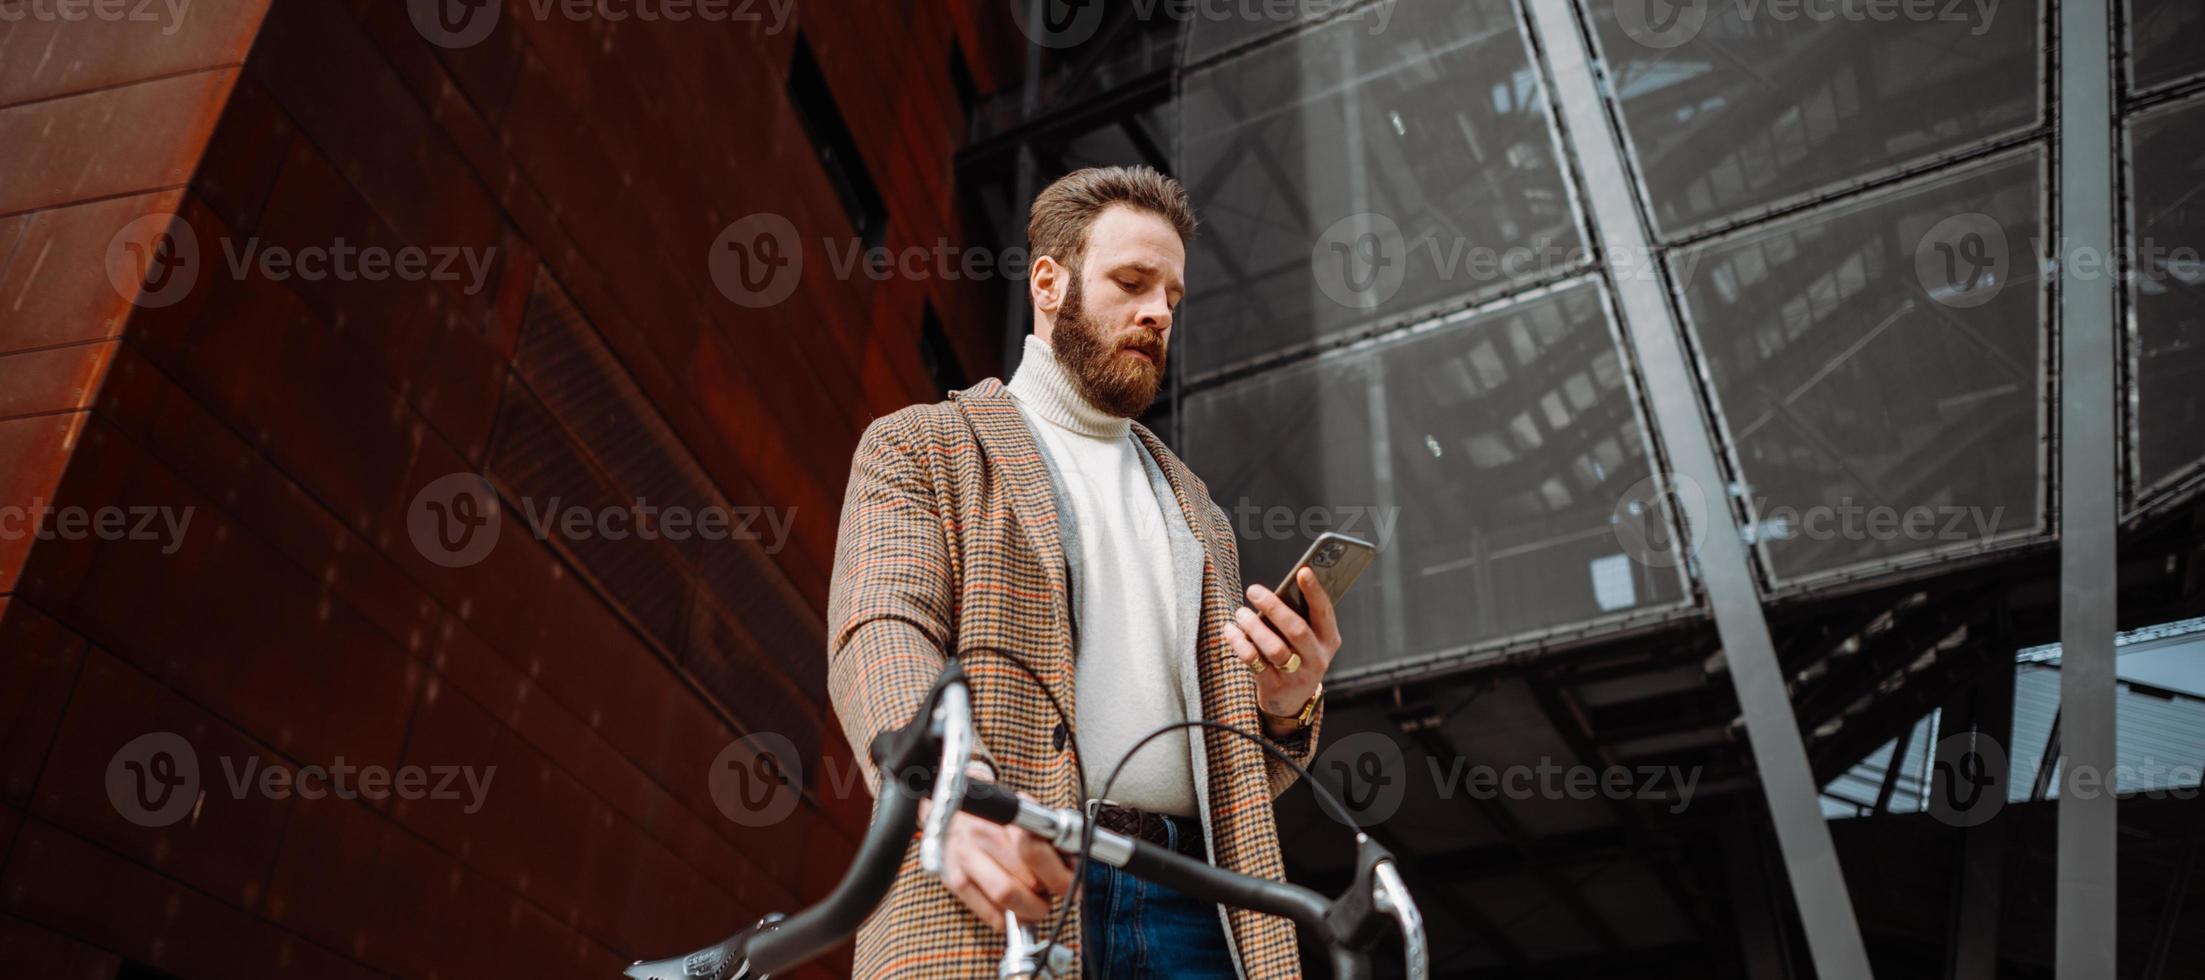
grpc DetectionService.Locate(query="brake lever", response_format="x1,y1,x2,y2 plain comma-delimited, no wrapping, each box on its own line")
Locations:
919,676,973,875
998,911,1074,979
1371,860,1427,980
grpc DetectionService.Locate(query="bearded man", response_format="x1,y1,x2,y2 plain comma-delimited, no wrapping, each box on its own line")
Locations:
826,165,1344,979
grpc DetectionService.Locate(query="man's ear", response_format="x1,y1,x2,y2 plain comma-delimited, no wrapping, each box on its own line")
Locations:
1029,254,1066,319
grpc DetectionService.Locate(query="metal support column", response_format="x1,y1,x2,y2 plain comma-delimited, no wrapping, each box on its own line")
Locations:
2055,0,2119,976
1524,3,1874,976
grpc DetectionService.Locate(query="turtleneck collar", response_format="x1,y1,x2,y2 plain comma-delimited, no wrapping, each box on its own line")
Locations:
1007,333,1132,439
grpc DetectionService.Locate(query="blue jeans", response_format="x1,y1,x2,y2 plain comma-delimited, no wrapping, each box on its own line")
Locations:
1081,815,1237,979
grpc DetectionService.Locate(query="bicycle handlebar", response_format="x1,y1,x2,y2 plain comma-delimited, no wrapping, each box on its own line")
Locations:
623,659,1427,980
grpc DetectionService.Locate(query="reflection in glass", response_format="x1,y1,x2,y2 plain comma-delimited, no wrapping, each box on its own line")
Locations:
1182,279,1685,677
1586,0,2040,241
2126,95,2205,501
1177,0,1580,378
1670,150,2046,586
2130,0,2205,92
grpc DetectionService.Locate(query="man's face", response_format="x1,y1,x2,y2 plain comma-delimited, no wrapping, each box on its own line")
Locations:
1047,205,1187,418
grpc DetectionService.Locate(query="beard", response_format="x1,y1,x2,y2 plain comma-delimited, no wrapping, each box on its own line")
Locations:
1051,276,1168,418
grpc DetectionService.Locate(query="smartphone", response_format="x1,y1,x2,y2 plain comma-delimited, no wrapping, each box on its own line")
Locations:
1272,532,1377,620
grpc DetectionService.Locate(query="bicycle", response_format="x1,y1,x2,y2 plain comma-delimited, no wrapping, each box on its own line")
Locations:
622,658,1428,979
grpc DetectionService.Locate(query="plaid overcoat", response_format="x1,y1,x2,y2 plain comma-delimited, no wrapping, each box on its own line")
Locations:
825,378,1325,978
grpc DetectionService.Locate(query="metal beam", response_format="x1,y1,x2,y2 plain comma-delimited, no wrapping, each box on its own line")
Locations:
2055,0,2120,976
1524,3,1875,977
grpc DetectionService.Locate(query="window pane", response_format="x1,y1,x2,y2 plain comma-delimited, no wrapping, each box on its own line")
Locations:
1669,150,2046,586
1587,0,2040,241
2127,95,2205,499
1177,0,1580,377
1181,279,1686,678
2130,0,2205,92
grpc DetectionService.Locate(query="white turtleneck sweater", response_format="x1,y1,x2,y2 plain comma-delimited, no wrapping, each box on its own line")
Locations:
1006,334,1197,817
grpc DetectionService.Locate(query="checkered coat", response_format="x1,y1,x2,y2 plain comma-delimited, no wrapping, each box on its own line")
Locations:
825,378,1324,978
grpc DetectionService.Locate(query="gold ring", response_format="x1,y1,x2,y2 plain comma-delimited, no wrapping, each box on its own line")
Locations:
1282,652,1302,674
1249,658,1267,674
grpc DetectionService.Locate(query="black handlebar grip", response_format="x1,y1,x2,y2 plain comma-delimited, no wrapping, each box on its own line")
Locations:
957,779,1024,826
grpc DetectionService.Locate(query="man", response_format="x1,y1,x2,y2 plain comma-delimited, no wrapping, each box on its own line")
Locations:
826,166,1342,978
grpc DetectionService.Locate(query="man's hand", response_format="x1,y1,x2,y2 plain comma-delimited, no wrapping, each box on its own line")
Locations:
917,766,1075,931
1224,567,1342,737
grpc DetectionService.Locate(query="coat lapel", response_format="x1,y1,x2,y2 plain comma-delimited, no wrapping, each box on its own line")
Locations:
952,380,1071,607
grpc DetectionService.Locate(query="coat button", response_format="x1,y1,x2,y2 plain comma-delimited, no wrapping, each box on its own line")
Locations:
1053,721,1070,751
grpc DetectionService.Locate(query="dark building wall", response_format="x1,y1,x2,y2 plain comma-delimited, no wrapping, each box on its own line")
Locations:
0,1,1016,976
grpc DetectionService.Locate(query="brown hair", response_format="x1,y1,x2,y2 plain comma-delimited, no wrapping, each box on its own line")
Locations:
1026,166,1197,274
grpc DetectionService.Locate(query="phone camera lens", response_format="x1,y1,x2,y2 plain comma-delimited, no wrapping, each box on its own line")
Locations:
1315,542,1343,566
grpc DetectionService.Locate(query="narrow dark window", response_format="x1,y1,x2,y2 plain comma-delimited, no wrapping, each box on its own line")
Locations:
787,34,888,247
948,39,979,118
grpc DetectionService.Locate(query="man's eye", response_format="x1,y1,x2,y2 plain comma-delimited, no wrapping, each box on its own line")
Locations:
1118,280,1140,292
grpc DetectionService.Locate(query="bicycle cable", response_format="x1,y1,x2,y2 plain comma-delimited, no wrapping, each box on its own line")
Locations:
952,645,1368,974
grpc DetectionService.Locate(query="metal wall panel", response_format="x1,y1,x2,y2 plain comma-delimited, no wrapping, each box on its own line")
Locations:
1668,149,2049,587
1177,0,1580,378
2128,0,2205,93
1584,0,2042,242
1182,279,1687,678
2124,94,2205,504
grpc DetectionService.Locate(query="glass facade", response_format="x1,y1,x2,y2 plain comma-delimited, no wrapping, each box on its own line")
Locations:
1172,0,2108,675
1183,279,1687,675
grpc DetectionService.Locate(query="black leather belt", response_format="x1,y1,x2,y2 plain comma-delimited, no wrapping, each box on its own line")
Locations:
1089,802,1207,860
